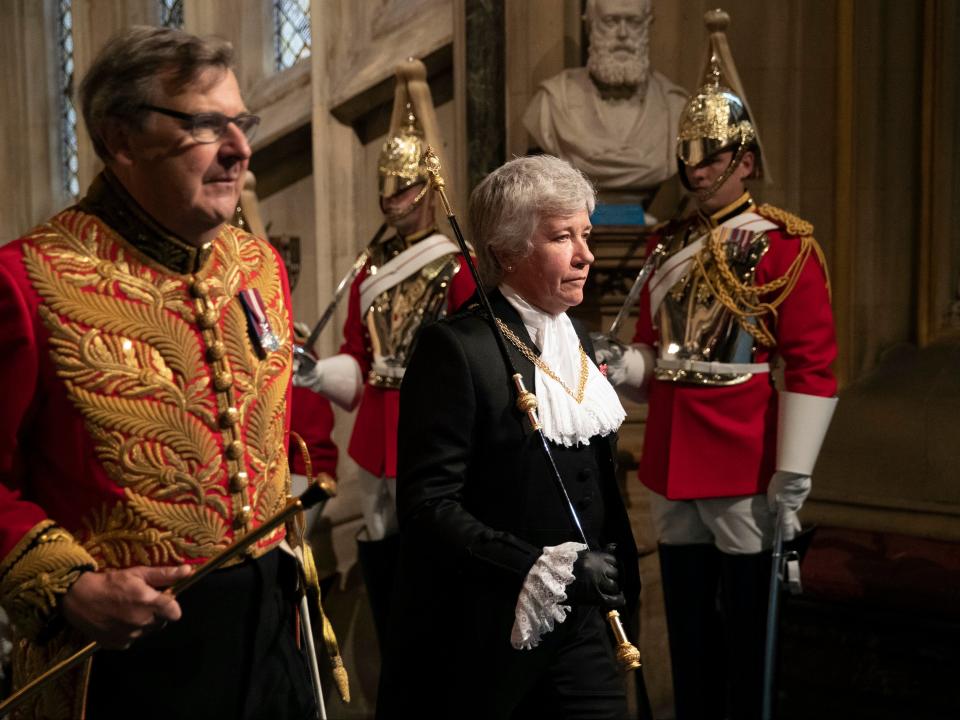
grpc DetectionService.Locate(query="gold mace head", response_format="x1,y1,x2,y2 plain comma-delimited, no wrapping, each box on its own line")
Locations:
421,145,444,190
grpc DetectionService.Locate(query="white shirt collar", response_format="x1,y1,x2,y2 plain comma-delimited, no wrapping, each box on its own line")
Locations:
500,284,625,447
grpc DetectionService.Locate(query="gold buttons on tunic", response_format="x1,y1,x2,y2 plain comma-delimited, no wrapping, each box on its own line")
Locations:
190,279,210,298
213,371,233,391
234,505,252,528
219,407,240,428
206,341,225,362
197,308,218,329
229,471,248,493
225,440,244,460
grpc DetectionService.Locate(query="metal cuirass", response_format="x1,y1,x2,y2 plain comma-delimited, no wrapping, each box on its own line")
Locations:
653,219,770,386
364,237,461,388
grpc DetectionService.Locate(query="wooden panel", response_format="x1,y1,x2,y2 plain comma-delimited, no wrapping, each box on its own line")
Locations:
920,0,960,341
504,0,582,159
71,0,157,190
184,0,272,93
833,0,856,387
245,60,312,151
0,1,62,240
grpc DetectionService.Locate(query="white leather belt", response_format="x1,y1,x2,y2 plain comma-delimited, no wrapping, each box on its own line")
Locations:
656,358,770,375
370,362,405,380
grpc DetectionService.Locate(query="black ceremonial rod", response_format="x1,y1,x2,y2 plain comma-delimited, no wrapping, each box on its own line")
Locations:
0,481,335,717
420,148,641,673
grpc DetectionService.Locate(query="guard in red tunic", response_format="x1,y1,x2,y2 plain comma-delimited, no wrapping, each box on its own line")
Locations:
597,11,838,719
295,59,475,648
0,27,321,719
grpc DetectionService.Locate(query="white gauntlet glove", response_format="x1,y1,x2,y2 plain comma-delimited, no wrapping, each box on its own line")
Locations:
772,391,839,540
293,352,363,410
767,471,811,540
590,333,655,402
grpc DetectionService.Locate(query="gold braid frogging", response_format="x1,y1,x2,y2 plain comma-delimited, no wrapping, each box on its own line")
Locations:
694,204,828,348
495,318,588,404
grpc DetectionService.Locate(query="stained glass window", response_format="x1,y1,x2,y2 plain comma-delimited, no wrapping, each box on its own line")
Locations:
57,0,79,199
160,0,184,29
274,0,311,71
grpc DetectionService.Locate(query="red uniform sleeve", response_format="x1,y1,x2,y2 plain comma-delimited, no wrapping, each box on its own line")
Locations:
0,253,50,559
758,233,837,397
338,266,372,376
447,255,477,313
0,247,96,638
288,386,338,478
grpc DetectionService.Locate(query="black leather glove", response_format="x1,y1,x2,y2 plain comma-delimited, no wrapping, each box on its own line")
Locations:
566,544,626,608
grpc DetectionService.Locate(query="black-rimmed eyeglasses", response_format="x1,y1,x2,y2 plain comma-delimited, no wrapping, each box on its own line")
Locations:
140,104,261,143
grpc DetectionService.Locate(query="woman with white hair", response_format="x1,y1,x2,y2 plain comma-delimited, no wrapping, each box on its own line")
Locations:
377,155,640,719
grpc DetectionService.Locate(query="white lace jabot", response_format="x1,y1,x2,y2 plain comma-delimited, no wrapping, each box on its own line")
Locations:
500,285,625,446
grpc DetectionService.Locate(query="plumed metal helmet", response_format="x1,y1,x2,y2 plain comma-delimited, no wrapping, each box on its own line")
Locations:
377,58,444,199
378,104,427,198
676,9,770,196
677,60,756,168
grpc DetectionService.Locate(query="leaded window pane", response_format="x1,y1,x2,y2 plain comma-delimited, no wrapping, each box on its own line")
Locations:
160,0,184,29
58,0,79,199
274,0,311,71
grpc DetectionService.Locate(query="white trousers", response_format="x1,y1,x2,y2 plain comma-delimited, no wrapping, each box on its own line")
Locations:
358,469,399,541
649,492,779,555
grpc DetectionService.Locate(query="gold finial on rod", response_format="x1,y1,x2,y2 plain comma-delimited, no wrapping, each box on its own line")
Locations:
421,146,453,216
512,374,541,431
607,610,643,670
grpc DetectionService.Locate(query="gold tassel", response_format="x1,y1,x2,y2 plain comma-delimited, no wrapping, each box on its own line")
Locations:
287,431,350,703
300,539,350,703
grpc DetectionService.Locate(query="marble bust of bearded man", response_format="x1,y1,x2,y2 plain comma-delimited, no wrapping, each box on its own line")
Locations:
523,0,687,204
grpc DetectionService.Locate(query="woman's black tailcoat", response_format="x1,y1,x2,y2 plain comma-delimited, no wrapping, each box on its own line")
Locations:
377,289,640,718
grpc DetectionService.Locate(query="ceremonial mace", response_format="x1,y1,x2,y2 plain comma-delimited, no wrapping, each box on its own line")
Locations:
421,148,641,672
0,481,336,717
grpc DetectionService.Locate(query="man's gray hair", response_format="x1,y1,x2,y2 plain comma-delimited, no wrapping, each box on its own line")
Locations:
80,26,234,161
469,155,595,288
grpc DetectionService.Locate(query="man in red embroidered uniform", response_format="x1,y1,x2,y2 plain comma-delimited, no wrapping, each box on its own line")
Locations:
0,27,318,718
597,11,838,720
295,59,475,649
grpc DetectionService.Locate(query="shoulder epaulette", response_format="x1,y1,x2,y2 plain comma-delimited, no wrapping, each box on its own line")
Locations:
756,204,814,238
757,204,831,301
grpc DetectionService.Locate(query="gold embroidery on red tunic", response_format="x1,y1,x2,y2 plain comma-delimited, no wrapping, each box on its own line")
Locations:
0,520,96,639
21,210,291,568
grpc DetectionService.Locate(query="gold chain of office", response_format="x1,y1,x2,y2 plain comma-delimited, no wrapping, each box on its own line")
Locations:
495,318,589,404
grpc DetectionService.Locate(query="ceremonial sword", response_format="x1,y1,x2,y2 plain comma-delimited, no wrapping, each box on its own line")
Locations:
606,240,666,339
762,498,804,720
421,148,645,679
0,481,336,717
300,223,389,356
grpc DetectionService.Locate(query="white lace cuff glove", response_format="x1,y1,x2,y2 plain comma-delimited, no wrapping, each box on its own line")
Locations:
510,541,588,650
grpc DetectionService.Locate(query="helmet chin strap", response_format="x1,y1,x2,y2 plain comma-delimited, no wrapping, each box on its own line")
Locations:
693,141,748,203
382,182,430,225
